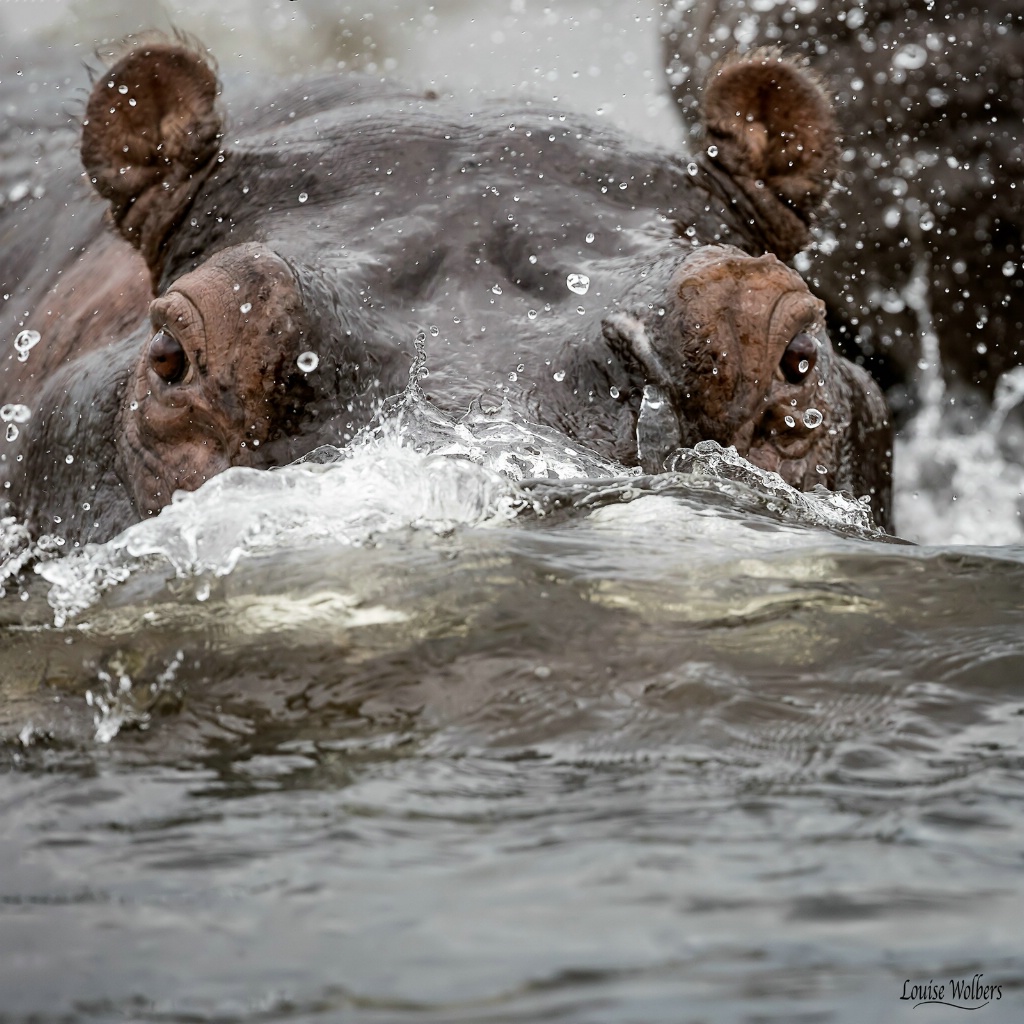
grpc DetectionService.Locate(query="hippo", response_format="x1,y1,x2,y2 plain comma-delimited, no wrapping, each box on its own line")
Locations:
662,0,1024,408
0,36,893,545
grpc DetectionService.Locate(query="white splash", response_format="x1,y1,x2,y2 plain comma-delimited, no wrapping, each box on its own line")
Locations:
26,393,894,627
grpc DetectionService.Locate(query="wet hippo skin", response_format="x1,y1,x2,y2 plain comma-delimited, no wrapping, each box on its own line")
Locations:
0,37,893,542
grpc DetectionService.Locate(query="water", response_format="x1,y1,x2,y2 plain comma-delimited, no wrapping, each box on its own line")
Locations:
3,395,1023,1021
3,2,1024,1020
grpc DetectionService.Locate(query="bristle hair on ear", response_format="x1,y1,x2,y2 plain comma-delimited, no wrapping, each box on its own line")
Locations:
92,27,218,75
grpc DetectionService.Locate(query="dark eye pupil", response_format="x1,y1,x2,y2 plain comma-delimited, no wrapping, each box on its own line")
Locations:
149,329,187,384
781,332,818,384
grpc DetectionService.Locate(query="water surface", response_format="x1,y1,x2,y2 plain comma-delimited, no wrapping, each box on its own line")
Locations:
3,407,1023,1021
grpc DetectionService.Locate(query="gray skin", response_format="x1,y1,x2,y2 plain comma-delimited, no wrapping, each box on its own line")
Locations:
0,38,893,545
662,0,1024,408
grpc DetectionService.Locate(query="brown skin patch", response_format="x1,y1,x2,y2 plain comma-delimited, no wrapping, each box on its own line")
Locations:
118,243,309,515
0,233,150,390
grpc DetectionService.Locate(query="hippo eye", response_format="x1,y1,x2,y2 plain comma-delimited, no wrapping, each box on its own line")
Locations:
148,328,189,385
780,332,818,384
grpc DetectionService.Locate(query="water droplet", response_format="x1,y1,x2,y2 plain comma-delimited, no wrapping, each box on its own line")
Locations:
129,400,139,412
5,424,18,442
707,144,718,158
527,309,538,320
784,415,796,428
566,273,590,295
516,363,525,372
553,370,566,382
297,351,320,372
0,403,30,423
117,84,128,94
618,181,628,190
816,464,828,475
1003,261,1017,278
802,408,823,429
13,329,40,361
585,232,595,244
239,302,252,314
195,580,211,602
491,284,503,295
508,371,518,382
686,162,698,176
528,255,538,265
82,502,91,511
798,358,810,374
609,385,620,399
429,325,439,337
53,515,61,524
65,454,74,464
232,283,240,292
576,306,585,315
298,191,308,203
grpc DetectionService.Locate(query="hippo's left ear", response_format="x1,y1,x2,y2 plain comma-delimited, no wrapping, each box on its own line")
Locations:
700,50,838,260
81,40,223,284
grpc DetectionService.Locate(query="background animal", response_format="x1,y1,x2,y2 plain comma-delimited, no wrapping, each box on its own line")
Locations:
663,0,1024,414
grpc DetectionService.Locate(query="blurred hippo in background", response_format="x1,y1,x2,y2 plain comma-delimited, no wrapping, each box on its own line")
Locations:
662,0,1024,410
0,36,893,545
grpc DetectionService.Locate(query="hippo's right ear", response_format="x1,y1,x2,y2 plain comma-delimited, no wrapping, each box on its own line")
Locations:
81,41,222,283
700,50,838,261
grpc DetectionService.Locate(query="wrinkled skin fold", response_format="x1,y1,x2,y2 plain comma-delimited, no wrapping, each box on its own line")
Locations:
0,37,893,542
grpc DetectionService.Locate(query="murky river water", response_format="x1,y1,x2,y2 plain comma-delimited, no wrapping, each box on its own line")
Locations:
2,2,1023,1021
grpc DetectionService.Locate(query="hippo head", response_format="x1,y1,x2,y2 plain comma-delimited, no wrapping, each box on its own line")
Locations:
80,42,413,516
117,243,315,515
75,37,892,531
